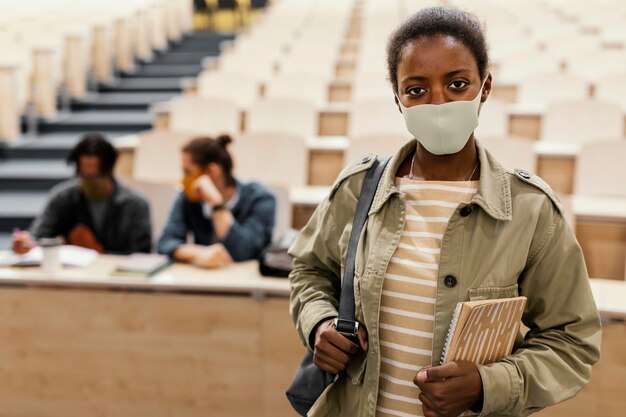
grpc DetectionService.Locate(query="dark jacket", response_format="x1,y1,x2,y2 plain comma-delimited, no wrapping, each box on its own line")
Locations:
30,179,152,254
157,179,276,262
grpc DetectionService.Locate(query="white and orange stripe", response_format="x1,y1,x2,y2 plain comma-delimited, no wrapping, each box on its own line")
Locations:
376,177,478,417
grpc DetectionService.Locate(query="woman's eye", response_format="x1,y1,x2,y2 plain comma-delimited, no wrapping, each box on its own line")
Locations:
450,80,468,89
407,87,425,96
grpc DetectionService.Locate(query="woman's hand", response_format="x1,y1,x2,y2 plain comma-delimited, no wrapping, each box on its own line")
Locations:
312,318,369,374
192,175,224,206
192,243,233,269
414,361,484,417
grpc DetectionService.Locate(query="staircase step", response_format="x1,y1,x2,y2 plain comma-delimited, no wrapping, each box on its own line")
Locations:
3,132,136,159
38,111,154,133
71,92,179,111
123,64,203,78
0,232,11,250
0,190,48,231
99,78,183,93
0,160,72,190
150,51,212,65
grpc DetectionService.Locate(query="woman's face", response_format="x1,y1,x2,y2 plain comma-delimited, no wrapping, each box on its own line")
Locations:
395,34,491,109
181,152,226,188
182,152,203,177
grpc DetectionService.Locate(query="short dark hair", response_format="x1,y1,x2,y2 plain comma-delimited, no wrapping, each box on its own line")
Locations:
183,135,236,187
387,7,490,93
67,133,118,176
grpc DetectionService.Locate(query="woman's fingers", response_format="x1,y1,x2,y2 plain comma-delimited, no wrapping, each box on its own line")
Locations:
314,350,346,374
357,324,369,351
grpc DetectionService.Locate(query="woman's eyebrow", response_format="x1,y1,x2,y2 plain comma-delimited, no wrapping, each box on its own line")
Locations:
401,68,473,84
400,75,428,84
445,68,473,77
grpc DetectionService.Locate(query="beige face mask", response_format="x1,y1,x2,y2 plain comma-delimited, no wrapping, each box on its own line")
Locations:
396,78,486,155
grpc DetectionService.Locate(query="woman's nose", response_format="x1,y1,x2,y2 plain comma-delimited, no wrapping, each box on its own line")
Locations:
429,87,447,105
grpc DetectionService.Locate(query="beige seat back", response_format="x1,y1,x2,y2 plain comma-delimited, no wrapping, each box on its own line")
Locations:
170,96,241,137
541,100,623,143
231,133,308,187
575,140,626,198
246,98,317,138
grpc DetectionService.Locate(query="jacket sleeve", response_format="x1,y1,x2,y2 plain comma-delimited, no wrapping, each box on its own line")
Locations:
29,191,66,239
477,211,602,416
288,196,342,351
157,193,188,257
220,192,276,262
123,198,153,254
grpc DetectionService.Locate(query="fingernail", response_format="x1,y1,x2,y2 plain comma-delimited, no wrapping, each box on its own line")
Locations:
416,370,428,383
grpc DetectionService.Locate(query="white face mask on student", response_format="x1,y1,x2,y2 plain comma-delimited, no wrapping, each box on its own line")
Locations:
396,78,486,155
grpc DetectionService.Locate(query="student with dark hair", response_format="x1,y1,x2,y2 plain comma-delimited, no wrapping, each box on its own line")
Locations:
288,7,601,417
157,135,276,268
12,133,152,255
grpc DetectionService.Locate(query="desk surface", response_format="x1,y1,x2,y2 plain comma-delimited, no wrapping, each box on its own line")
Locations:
0,255,623,318
572,195,626,223
589,279,626,319
0,256,291,296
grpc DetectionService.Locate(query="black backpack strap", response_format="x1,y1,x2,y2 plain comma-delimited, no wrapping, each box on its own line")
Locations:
335,156,391,338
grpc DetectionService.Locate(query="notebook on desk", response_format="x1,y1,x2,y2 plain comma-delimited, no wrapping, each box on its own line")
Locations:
0,246,98,268
113,253,171,277
440,296,527,365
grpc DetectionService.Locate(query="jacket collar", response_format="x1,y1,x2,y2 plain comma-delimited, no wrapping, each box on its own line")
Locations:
369,138,512,221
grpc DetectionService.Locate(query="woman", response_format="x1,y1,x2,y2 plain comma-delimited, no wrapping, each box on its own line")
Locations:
288,7,600,417
158,135,276,268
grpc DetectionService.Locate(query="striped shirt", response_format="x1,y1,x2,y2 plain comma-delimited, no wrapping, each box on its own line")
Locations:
376,177,478,417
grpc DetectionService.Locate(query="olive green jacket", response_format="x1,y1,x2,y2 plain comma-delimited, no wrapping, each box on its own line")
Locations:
288,139,601,417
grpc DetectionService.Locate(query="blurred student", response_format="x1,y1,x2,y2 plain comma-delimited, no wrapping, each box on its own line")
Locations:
157,135,276,269
12,134,152,255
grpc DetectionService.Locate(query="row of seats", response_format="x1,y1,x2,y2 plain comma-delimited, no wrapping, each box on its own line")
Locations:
134,0,625,195
117,0,626,280
0,0,194,140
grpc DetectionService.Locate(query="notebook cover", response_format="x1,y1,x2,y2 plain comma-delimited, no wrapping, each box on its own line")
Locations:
441,296,527,365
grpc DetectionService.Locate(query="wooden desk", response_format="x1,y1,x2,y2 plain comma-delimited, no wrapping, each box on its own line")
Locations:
538,279,626,417
289,185,330,229
1,257,624,417
0,258,303,417
533,141,579,195
573,195,626,280
507,104,546,140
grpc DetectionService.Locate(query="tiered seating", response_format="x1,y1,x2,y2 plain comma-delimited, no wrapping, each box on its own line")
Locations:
0,0,193,140
0,0,241,249
3,0,624,278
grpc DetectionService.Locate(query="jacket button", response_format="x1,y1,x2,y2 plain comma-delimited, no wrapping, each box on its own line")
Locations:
361,155,372,164
518,170,531,179
444,275,457,288
460,205,472,217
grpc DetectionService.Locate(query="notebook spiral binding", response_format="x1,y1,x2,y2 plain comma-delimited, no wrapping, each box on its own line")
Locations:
439,302,463,365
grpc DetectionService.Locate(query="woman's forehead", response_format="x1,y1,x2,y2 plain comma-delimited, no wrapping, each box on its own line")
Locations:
398,34,479,79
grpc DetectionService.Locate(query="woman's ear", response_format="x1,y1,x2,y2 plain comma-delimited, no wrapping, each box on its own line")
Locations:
394,94,403,114
206,162,218,177
481,72,493,103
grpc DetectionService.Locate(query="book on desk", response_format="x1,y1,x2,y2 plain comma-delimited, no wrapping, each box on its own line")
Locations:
112,253,171,277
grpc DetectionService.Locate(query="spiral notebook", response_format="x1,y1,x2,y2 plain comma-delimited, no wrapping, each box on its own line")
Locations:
440,296,527,365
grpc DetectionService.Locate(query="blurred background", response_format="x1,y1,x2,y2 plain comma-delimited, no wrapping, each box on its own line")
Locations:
0,0,624,416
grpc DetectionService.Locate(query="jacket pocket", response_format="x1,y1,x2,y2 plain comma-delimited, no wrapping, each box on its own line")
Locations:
467,283,519,301
345,349,367,385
